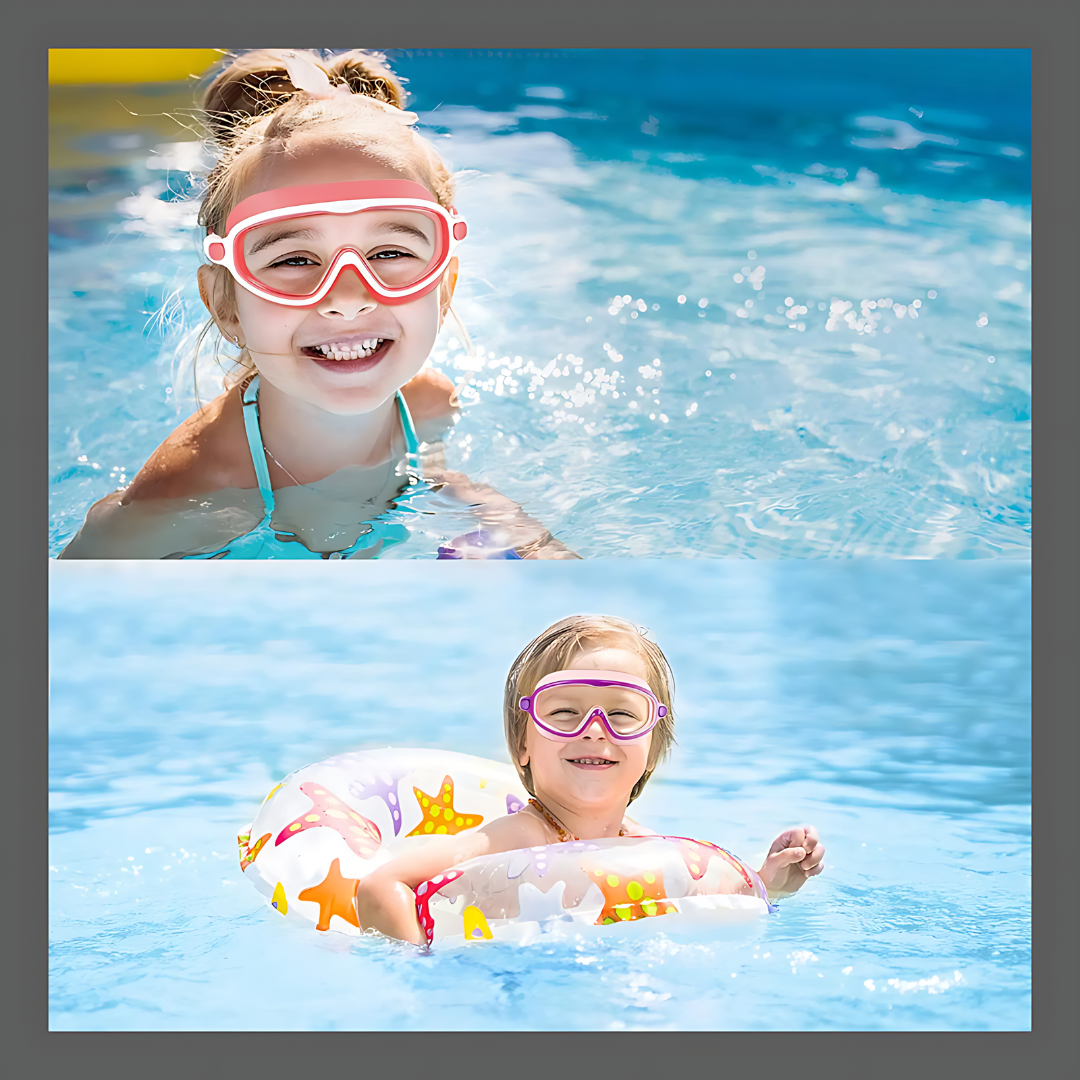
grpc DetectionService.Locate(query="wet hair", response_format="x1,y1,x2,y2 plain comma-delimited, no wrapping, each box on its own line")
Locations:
193,49,464,388
503,615,677,805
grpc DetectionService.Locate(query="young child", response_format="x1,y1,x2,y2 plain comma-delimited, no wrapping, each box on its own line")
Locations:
355,614,825,944
60,50,574,560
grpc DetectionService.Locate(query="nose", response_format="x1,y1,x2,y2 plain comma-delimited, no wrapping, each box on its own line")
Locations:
317,265,378,320
580,709,609,739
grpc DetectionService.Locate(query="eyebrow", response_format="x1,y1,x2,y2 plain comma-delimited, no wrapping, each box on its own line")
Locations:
374,221,434,245
246,228,319,256
246,220,434,256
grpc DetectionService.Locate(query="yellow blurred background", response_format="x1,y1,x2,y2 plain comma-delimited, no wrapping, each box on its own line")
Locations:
49,49,223,85
48,51,226,173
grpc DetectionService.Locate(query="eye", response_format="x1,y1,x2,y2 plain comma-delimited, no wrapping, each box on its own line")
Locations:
369,247,418,262
268,254,320,269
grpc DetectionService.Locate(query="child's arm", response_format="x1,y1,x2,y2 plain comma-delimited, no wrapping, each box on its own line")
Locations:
426,469,580,560
355,811,549,943
406,370,578,559
756,825,825,899
58,388,261,559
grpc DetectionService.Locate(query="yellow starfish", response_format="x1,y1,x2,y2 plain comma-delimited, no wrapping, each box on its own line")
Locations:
406,775,484,837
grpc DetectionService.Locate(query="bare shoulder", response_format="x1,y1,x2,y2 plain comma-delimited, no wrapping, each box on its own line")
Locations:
400,366,459,423
121,386,257,505
478,806,549,853
400,367,459,446
621,815,657,837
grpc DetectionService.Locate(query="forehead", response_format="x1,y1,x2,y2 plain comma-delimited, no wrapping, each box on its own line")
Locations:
563,643,650,680
240,135,425,204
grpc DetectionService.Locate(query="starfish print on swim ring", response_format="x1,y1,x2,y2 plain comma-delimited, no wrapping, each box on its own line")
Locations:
275,782,382,857
297,858,361,932
406,776,484,837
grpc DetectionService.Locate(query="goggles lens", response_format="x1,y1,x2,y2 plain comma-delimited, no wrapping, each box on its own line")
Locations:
236,207,448,298
530,683,659,738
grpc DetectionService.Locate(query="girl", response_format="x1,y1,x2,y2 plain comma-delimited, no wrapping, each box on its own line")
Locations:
355,615,825,944
60,50,575,560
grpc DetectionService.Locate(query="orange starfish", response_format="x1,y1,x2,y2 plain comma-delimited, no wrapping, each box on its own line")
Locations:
406,775,484,838
297,858,361,932
587,862,677,925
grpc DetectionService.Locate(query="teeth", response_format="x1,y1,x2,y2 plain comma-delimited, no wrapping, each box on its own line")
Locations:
314,338,385,360
573,758,615,765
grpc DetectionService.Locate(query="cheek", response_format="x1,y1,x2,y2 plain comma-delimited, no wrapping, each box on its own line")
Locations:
235,295,304,350
399,291,441,343
631,737,653,774
522,727,560,771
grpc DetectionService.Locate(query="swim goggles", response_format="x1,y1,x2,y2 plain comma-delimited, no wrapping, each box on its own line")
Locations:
519,669,668,743
203,180,467,307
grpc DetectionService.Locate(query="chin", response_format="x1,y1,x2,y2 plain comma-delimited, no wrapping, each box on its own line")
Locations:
304,383,398,416
567,783,630,807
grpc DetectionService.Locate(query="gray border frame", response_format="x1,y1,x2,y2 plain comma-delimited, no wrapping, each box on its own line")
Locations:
16,0,1066,1071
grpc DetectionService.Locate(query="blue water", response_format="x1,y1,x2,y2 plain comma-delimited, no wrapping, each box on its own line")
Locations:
49,50,1030,558
49,560,1031,1030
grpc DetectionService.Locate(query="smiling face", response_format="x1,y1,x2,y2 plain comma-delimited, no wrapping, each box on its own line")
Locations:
519,645,655,815
199,137,453,416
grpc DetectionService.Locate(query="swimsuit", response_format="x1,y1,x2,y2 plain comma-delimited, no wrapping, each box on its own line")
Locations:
180,375,424,560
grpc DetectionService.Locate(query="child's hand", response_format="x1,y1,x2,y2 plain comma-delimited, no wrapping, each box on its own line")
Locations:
436,529,523,559
756,825,824,899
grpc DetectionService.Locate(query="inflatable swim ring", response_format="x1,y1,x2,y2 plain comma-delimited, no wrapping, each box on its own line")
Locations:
238,747,774,945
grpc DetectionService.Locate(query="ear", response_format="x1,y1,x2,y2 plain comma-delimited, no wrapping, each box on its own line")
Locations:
438,256,459,321
197,264,242,342
517,746,530,768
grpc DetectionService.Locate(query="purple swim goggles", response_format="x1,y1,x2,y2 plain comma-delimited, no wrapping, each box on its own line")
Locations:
518,669,668,743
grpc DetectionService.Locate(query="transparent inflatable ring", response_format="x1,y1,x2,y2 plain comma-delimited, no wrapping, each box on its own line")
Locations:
238,748,775,945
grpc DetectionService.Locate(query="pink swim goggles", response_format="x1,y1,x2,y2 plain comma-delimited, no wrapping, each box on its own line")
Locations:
203,179,467,307
519,669,668,743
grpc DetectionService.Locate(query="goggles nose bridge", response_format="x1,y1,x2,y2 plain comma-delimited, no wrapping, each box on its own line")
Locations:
316,252,378,308
581,706,611,735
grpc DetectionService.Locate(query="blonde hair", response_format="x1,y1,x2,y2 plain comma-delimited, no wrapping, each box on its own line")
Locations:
192,49,467,390
503,615,677,805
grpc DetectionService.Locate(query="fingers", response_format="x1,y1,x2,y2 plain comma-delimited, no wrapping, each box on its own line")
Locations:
799,825,819,867
800,840,825,875
768,827,805,856
766,825,825,880
766,845,808,869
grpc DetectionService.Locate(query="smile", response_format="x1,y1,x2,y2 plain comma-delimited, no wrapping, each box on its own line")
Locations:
567,757,618,767
302,336,390,361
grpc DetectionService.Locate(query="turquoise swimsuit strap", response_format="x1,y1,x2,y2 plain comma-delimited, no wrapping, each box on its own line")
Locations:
395,389,422,475
241,375,276,515
241,375,422,517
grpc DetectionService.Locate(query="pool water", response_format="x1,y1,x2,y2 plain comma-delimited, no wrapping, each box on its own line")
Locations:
48,560,1031,1030
49,50,1030,558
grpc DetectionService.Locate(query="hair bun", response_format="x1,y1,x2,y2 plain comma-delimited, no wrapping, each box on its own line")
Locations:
328,50,407,111
201,50,408,145
200,49,312,143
